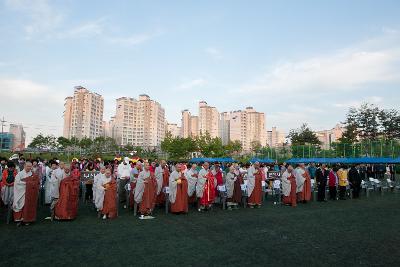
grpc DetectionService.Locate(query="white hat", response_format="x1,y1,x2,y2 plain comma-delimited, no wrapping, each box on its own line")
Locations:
124,157,130,163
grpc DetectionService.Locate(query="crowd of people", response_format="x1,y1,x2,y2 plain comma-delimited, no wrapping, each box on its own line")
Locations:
0,154,397,225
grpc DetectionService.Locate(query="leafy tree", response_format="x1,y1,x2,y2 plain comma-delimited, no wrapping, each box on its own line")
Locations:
357,103,380,140
79,137,93,150
287,123,321,146
339,107,359,144
379,109,400,139
224,140,242,156
28,134,58,150
57,136,71,149
250,140,262,154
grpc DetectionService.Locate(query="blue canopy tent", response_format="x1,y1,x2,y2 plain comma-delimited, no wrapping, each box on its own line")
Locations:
249,157,275,164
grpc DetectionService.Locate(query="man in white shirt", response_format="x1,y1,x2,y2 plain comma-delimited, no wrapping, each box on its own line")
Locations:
117,157,132,208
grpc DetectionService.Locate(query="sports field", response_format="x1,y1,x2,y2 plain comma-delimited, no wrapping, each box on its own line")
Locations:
1,193,399,267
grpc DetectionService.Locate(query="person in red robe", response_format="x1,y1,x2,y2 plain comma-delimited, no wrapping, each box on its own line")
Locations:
296,163,312,203
13,161,40,226
169,164,188,214
134,162,157,218
247,162,263,208
282,165,297,207
155,160,170,205
54,165,80,220
197,162,216,211
100,168,118,219
212,164,224,196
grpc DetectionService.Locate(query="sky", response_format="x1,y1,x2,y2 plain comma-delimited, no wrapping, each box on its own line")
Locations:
1,0,400,143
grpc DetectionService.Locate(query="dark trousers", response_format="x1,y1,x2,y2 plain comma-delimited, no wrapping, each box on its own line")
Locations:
329,186,337,200
339,186,346,200
317,184,326,201
85,184,93,200
118,178,129,204
352,185,360,198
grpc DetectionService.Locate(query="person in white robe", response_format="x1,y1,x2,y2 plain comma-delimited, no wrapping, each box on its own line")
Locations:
13,162,33,224
186,164,198,198
93,165,106,204
95,168,113,218
225,166,238,208
48,162,68,220
44,161,58,205
295,164,306,194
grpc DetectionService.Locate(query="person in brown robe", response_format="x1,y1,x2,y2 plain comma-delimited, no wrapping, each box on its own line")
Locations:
232,165,244,205
100,169,118,219
296,163,312,203
169,164,188,214
54,165,80,220
282,165,297,207
155,160,170,205
247,163,263,208
134,162,157,219
13,161,40,226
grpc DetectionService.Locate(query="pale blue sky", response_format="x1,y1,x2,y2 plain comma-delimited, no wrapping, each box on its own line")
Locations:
1,0,400,142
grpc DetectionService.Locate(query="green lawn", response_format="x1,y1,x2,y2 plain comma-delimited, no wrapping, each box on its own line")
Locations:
1,192,400,267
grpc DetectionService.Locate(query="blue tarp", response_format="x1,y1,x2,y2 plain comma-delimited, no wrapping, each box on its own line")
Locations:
249,157,275,164
286,157,399,164
189,157,236,163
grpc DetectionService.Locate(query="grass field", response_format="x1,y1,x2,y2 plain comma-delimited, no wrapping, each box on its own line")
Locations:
1,192,399,267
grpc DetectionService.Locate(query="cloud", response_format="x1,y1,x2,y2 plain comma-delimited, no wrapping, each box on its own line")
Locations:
205,47,222,60
177,78,207,90
6,0,63,39
57,18,106,39
333,96,383,108
0,78,68,142
107,30,164,46
240,32,400,95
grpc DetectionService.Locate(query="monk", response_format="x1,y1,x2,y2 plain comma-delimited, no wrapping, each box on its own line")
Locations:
54,164,80,220
155,160,170,205
96,168,118,219
185,164,198,204
295,163,312,203
134,162,157,219
169,163,188,214
212,164,224,196
44,161,58,205
225,166,241,209
93,165,106,205
48,161,67,220
1,161,17,207
13,161,40,226
129,161,142,209
247,162,263,208
281,165,297,207
196,162,216,212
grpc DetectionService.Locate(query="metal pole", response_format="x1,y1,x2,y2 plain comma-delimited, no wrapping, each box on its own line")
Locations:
344,143,346,158
0,116,6,152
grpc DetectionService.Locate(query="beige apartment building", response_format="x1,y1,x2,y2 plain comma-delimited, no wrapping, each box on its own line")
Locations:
181,109,191,138
315,124,344,149
111,94,165,147
9,124,26,151
167,123,181,138
198,101,219,138
63,86,104,139
229,107,266,151
266,127,286,148
190,116,199,137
